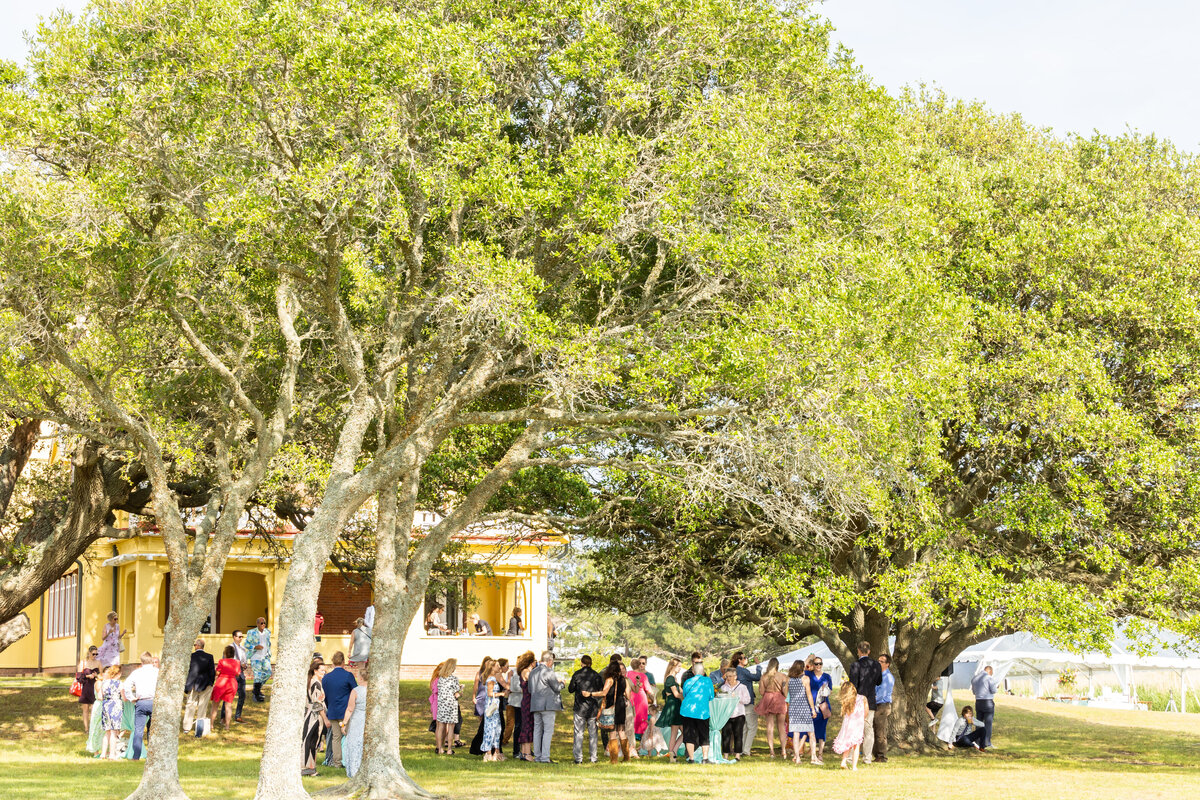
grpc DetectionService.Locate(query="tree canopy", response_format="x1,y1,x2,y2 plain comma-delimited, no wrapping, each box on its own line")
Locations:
0,0,1197,794
570,95,1200,748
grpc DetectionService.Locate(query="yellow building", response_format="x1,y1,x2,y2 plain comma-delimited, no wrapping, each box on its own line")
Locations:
0,510,557,678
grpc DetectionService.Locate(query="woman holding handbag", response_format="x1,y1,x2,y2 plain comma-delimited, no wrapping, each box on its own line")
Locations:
806,654,834,763
594,657,630,763
75,645,102,731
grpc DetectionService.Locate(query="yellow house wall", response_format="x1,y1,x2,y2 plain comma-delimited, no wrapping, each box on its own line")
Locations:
0,542,120,671
3,535,559,672
0,598,43,670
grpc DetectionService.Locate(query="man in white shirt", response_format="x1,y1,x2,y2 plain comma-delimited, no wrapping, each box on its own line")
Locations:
122,651,159,760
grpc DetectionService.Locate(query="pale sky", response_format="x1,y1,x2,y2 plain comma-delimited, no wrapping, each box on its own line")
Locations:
2,0,1197,151
819,0,1200,150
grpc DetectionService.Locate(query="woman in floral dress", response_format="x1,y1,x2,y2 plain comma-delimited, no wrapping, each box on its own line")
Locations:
98,665,125,760
480,662,506,761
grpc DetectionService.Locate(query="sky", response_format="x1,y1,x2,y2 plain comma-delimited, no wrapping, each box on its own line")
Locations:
1,0,1197,150
819,0,1200,150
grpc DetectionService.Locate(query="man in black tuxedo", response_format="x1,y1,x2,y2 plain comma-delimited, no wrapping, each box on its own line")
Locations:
182,638,216,732
847,640,883,763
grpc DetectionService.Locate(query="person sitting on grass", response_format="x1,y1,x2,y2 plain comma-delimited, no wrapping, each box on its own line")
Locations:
952,706,988,751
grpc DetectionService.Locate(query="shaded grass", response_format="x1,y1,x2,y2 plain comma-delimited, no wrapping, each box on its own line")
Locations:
0,679,1197,799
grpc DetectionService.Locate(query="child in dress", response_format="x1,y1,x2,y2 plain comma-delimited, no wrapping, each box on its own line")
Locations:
831,681,866,770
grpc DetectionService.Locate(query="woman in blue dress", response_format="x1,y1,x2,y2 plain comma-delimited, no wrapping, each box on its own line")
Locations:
805,655,833,764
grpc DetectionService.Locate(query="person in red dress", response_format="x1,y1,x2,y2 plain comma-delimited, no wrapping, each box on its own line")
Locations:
210,645,242,732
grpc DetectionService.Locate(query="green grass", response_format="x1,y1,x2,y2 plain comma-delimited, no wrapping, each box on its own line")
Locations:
1,677,1198,799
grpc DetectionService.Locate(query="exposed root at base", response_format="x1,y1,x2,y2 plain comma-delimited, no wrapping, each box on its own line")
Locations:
123,782,192,800
315,772,440,800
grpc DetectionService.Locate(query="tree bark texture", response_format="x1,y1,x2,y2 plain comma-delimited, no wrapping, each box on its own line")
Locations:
0,418,40,519
255,500,357,800
123,603,209,800
0,613,30,653
323,475,435,800
0,442,135,626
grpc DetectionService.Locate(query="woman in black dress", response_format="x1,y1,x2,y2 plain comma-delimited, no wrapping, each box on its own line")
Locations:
596,655,633,762
516,652,537,761
76,646,101,732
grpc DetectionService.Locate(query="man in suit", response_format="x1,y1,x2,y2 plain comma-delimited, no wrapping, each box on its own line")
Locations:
229,629,249,722
528,650,565,763
182,638,216,733
847,640,883,763
567,654,603,763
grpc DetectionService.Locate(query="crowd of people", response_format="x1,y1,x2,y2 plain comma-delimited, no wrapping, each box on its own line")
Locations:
77,613,270,761
423,639,999,770
71,605,999,771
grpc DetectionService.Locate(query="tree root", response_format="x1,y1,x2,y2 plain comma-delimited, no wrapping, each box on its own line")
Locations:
315,766,440,800
123,780,191,800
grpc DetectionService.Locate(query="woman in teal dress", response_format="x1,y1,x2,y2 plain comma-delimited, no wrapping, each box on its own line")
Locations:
654,657,684,761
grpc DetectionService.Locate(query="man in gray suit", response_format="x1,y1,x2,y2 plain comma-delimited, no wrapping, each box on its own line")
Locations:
528,650,564,763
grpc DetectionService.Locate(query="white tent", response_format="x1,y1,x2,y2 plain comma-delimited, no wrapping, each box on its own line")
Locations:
644,655,670,685
770,641,847,685
953,627,1200,712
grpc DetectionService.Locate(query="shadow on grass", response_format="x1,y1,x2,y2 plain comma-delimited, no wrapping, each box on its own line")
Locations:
2,677,1198,800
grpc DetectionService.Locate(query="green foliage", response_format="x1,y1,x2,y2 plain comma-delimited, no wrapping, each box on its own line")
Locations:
571,92,1200,676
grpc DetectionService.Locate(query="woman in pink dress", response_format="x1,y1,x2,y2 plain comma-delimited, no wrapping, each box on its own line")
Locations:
832,681,866,770
627,658,652,743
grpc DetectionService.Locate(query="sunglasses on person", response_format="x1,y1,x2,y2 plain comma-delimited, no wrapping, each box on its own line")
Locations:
813,661,822,666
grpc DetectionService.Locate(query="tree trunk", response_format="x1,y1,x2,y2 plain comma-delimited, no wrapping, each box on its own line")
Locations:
824,615,949,754
0,613,30,653
255,505,348,800
123,602,210,800
323,476,435,800
0,418,40,519
0,443,132,625
321,585,432,800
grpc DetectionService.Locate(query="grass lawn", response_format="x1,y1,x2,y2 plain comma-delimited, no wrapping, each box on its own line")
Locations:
1,676,1197,799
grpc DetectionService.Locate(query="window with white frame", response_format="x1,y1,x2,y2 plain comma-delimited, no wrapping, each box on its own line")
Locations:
46,571,78,640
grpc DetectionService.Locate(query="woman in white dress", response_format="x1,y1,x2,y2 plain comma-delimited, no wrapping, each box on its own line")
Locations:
341,667,368,778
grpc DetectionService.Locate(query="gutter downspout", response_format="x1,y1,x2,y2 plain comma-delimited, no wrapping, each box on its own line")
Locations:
74,559,85,666
37,594,44,673
111,545,119,615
